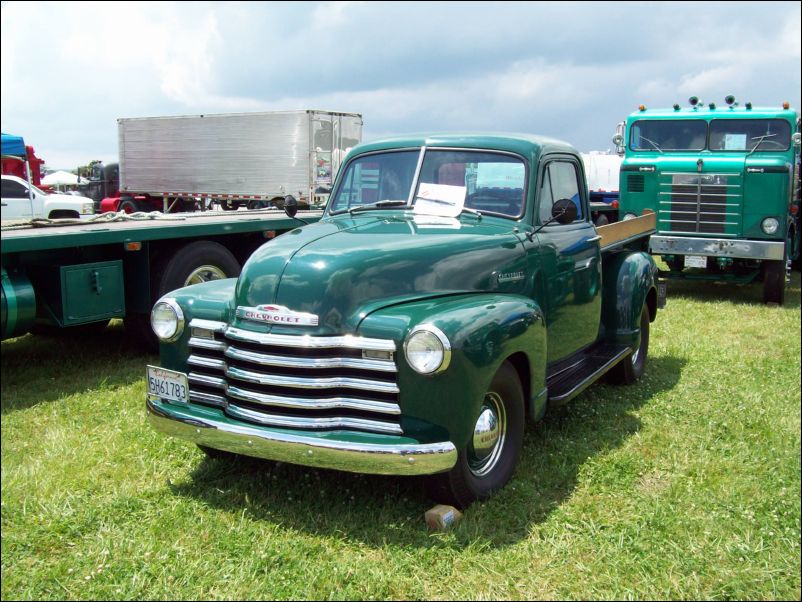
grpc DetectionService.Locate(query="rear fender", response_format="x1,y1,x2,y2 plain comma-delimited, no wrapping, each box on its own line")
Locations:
357,293,547,449
600,250,658,347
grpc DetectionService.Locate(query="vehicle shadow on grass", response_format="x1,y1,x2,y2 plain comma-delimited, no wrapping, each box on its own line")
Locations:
171,355,686,549
662,270,801,307
0,322,154,414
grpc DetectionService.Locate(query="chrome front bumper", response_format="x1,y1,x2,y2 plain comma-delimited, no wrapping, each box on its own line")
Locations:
650,236,785,261
147,396,457,476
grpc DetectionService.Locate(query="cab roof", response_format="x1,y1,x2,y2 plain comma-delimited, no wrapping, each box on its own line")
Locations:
350,132,577,160
626,105,798,121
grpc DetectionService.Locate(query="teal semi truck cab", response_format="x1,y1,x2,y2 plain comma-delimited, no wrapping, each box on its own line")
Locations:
615,96,801,304
146,133,662,508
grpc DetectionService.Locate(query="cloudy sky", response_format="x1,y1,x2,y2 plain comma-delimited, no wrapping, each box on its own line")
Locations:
2,1,800,169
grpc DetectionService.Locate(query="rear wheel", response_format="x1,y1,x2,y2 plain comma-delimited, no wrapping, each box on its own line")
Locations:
594,213,610,227
425,361,524,509
607,304,650,385
125,241,241,350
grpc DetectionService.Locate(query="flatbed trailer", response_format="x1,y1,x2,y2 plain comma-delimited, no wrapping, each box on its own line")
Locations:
1,209,321,344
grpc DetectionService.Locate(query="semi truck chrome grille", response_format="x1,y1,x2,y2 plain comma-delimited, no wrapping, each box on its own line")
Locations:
658,172,742,236
185,319,403,436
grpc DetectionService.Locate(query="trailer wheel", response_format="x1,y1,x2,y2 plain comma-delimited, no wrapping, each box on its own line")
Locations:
425,361,525,509
127,241,242,350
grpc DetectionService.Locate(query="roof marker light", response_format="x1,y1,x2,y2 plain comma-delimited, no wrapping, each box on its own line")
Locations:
746,102,753,110
783,101,790,109
709,103,716,110
639,104,646,111
673,103,680,111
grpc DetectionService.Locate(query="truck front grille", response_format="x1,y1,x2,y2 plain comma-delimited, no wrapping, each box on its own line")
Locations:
658,172,742,236
185,319,402,435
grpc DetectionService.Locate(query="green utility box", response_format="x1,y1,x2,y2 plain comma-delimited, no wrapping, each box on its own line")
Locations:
32,260,126,326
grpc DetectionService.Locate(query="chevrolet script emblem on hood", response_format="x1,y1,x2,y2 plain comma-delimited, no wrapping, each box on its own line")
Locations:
236,304,319,326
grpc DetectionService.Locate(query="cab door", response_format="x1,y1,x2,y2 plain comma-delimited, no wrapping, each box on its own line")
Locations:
531,156,602,362
1,178,33,220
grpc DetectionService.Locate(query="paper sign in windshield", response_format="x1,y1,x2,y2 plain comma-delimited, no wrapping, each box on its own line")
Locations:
414,183,466,217
724,134,747,151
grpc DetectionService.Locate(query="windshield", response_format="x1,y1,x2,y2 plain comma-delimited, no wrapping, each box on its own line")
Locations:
709,119,791,152
630,120,707,151
329,149,527,218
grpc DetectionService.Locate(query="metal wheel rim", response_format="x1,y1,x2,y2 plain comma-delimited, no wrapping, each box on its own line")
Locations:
184,265,228,286
468,391,507,477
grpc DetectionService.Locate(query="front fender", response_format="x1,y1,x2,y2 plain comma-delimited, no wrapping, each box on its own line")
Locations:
357,293,546,450
157,278,237,371
600,250,657,346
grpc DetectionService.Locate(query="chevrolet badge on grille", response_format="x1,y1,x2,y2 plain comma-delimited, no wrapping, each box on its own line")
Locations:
236,304,319,326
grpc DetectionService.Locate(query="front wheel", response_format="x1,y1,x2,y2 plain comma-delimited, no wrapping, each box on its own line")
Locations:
607,304,650,385
761,260,786,305
425,361,525,509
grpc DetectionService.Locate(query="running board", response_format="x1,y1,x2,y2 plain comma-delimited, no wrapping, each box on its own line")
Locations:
546,343,631,405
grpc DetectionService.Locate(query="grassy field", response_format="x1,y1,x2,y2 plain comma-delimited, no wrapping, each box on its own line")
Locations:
2,274,800,600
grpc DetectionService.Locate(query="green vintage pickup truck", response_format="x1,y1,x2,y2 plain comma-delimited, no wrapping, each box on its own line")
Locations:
146,134,662,507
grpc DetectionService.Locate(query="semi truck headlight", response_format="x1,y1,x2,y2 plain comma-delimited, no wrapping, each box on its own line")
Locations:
404,325,451,375
623,212,638,221
151,298,185,342
761,217,780,235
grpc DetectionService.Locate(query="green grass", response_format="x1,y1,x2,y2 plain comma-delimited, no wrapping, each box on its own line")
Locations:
2,274,800,600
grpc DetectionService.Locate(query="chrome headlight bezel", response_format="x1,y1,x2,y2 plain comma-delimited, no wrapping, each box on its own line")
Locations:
761,217,780,235
403,325,451,375
150,298,185,342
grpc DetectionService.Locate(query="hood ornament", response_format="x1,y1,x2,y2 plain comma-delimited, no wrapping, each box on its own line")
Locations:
236,304,319,326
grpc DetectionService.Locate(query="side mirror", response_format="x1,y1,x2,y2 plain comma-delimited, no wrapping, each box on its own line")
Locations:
793,132,801,148
612,133,624,147
552,198,578,225
284,195,298,218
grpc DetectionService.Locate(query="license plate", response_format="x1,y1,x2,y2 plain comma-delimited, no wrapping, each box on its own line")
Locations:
147,365,189,404
683,255,707,269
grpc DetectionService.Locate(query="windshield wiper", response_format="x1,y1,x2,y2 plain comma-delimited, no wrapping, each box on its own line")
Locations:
748,133,776,156
347,200,410,214
639,136,664,153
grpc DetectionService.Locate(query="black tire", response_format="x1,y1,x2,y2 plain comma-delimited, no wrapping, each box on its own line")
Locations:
47,210,80,220
220,200,236,211
127,241,241,351
762,260,786,305
425,361,525,509
607,304,650,385
594,213,610,227
118,199,142,214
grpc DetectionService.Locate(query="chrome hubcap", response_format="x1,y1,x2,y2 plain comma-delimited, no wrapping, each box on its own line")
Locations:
468,392,506,477
184,265,228,286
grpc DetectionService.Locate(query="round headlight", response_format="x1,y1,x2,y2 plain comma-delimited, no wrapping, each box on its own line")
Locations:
404,325,451,375
151,298,185,342
623,212,638,221
761,217,780,235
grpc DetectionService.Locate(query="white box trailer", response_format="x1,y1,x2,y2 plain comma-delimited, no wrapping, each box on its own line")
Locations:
117,110,362,210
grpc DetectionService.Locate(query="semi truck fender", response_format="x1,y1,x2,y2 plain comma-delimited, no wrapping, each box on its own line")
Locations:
357,293,547,450
600,250,658,347
1,267,37,340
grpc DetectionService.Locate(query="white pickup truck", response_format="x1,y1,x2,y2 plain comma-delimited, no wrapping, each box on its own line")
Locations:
1,175,95,221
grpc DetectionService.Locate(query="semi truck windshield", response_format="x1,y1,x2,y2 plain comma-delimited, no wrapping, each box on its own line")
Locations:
630,120,707,151
709,119,791,152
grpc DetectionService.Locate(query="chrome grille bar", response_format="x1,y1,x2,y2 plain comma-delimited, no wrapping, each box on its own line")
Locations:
227,385,401,415
225,345,397,373
226,365,400,394
226,403,404,435
225,326,396,352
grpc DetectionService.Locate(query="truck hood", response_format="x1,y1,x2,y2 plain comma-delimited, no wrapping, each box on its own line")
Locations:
234,213,525,334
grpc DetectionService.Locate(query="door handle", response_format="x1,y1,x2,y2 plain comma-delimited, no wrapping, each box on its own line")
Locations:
586,235,602,243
